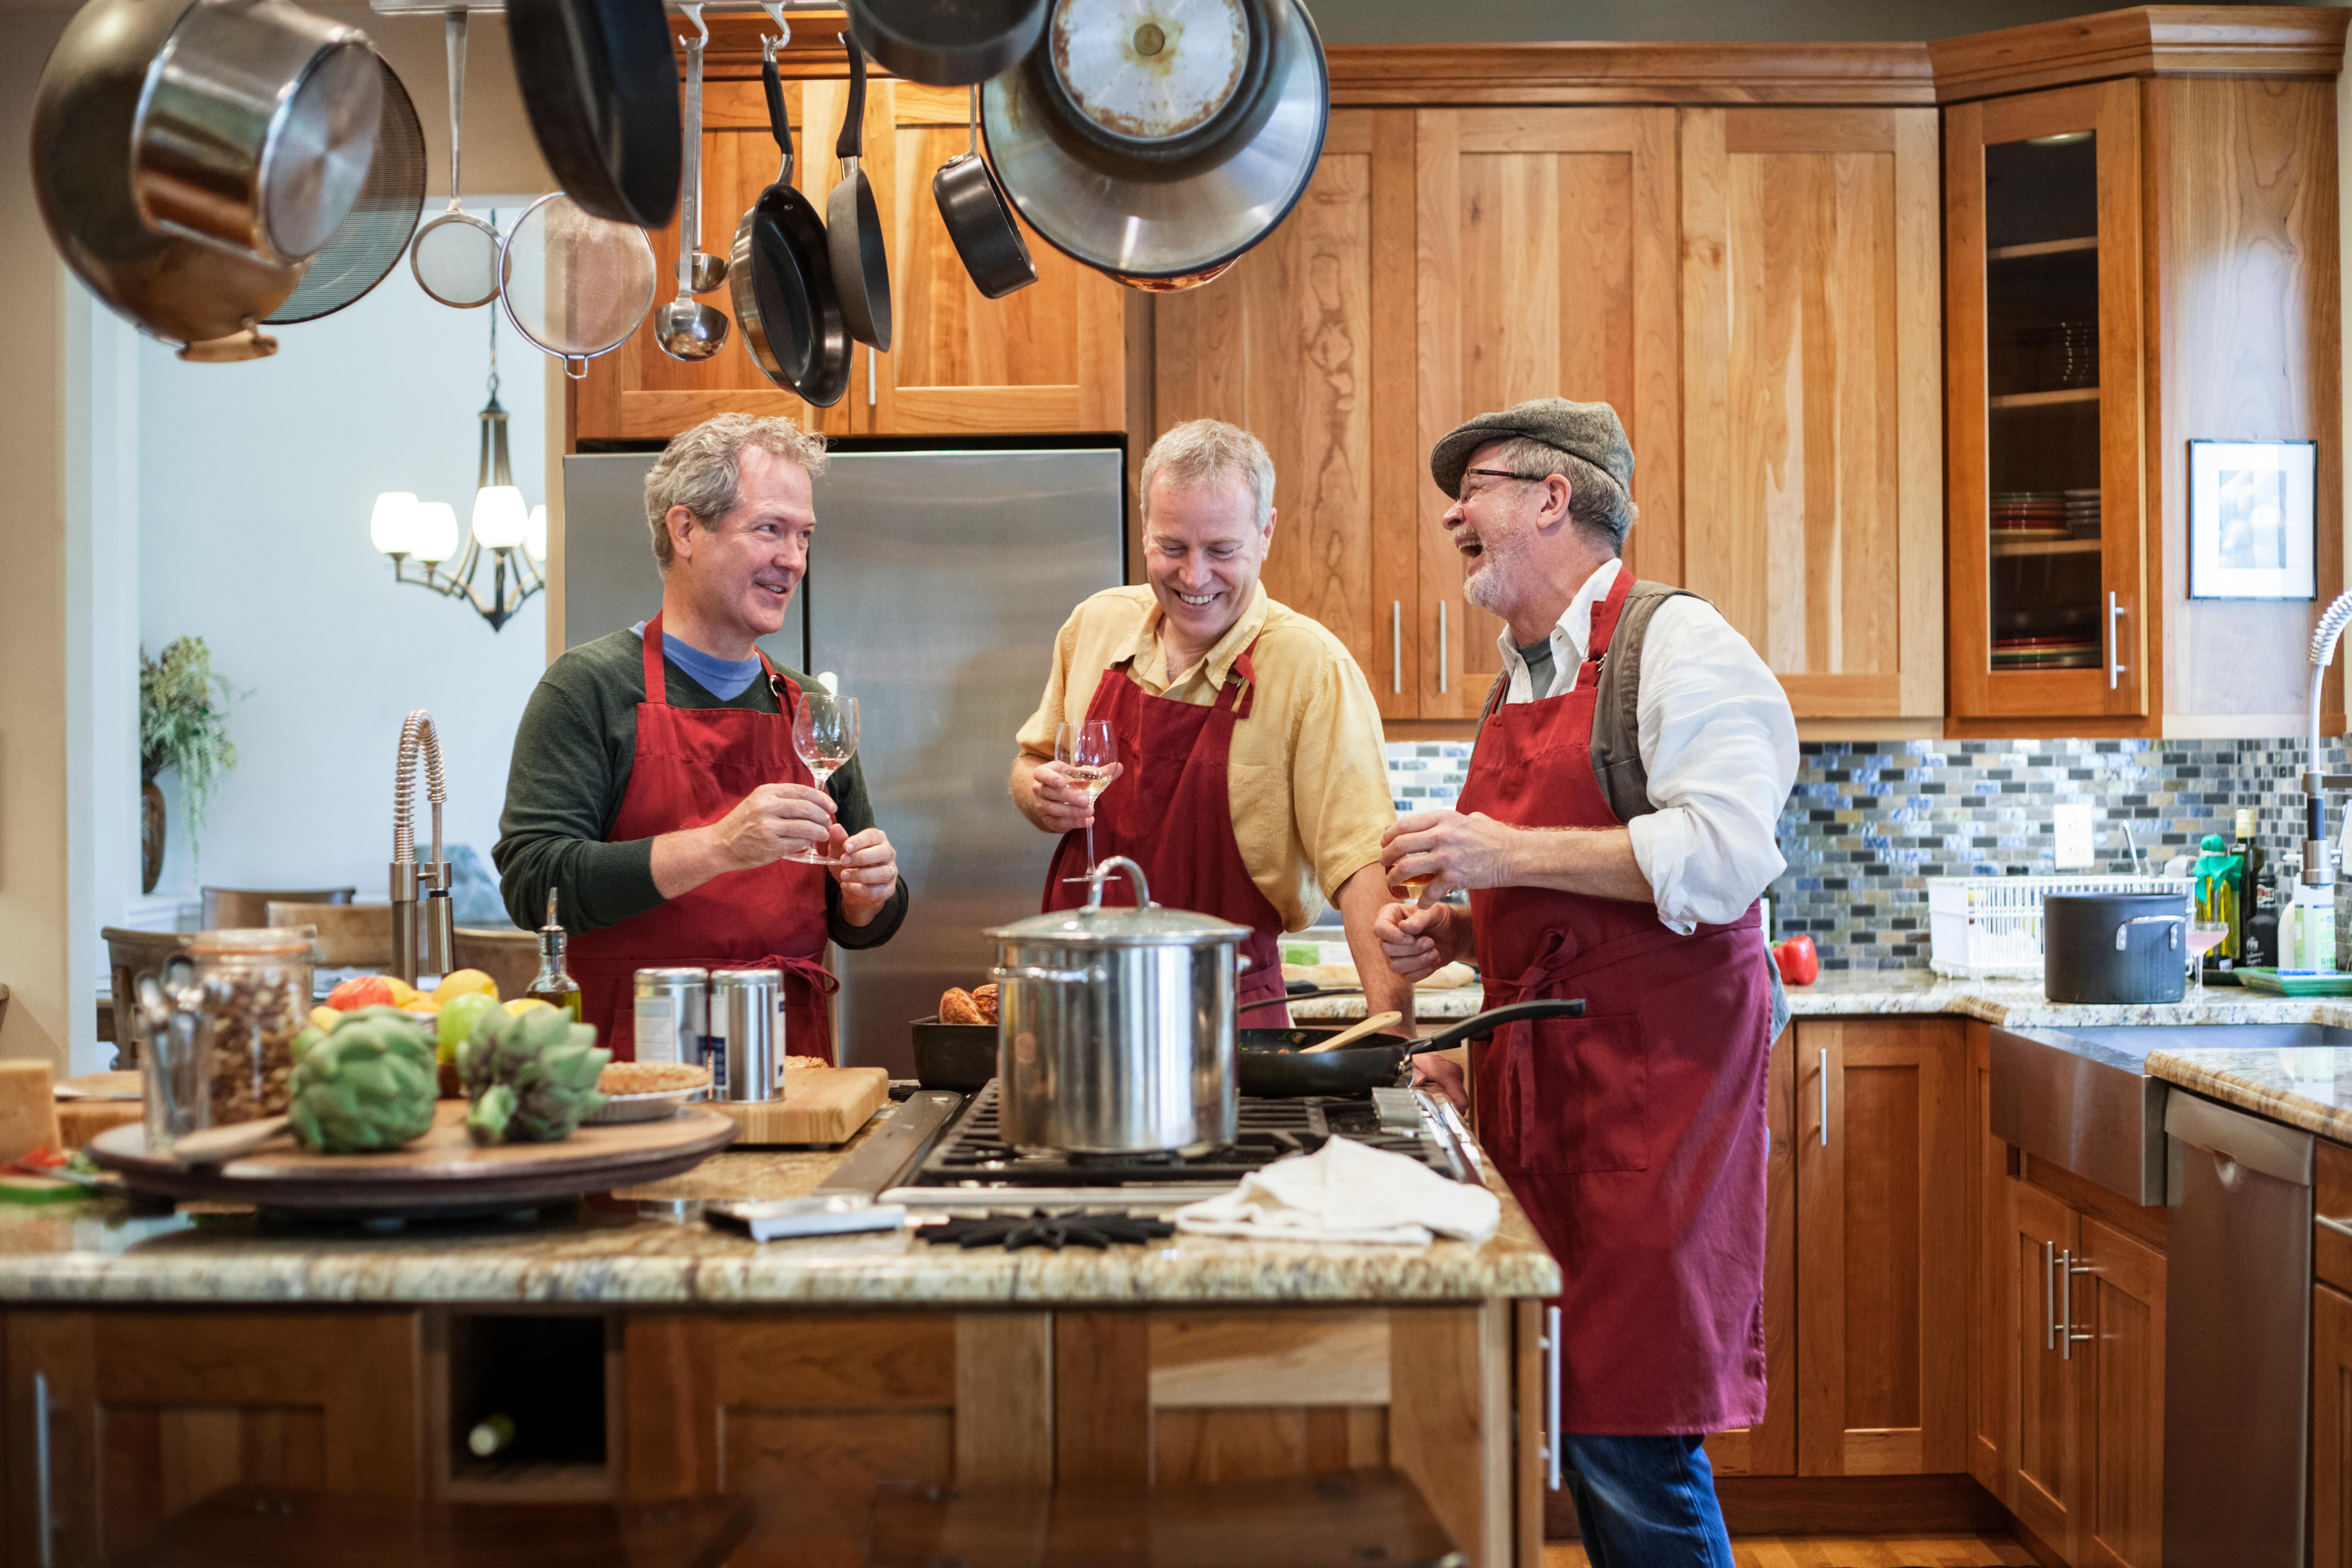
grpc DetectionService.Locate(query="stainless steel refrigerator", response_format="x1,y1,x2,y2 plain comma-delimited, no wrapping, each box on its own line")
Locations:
562,446,1127,1075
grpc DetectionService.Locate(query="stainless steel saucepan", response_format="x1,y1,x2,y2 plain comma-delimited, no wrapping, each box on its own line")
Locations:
987,856,1245,1156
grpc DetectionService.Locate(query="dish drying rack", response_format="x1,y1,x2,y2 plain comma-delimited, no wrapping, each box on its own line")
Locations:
1927,874,2193,979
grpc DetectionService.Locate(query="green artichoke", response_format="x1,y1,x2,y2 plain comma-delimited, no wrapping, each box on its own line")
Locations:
458,1005,609,1146
286,1012,438,1153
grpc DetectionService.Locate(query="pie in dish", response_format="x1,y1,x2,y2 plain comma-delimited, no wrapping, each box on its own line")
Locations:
598,1062,712,1096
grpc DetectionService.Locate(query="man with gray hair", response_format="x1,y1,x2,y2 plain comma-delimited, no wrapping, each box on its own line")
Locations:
1375,398,1796,1567
497,413,907,1063
1010,418,1411,1024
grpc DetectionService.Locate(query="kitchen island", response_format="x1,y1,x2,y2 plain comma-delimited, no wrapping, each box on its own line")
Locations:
0,1113,1558,1568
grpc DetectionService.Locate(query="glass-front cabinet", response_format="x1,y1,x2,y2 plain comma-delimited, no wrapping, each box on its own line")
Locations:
1946,79,2147,723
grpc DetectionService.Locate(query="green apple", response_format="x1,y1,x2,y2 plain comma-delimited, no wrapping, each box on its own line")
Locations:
436,992,501,1064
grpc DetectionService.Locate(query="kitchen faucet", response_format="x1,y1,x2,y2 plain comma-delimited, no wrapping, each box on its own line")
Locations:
2302,590,2352,894
390,709,456,985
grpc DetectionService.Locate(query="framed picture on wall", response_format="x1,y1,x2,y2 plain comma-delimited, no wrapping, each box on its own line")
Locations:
2188,438,2318,600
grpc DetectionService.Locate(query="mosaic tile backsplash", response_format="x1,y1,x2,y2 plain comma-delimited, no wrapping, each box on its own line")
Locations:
1383,736,2346,973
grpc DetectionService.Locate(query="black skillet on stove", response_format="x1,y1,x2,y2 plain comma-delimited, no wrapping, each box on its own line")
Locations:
911,998,1584,1096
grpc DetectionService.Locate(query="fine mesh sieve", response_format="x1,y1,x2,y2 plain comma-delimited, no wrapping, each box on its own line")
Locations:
409,10,501,309
267,55,425,325
498,191,658,376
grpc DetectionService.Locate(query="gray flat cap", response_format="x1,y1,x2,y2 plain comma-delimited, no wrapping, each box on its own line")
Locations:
1430,397,1635,501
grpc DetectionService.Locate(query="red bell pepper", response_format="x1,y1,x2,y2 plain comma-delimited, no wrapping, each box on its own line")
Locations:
1772,934,1819,987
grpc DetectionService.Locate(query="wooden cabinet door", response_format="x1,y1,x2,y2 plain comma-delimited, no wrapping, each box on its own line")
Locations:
1793,1018,1968,1476
1968,1022,2008,1499
3,1309,421,1567
1704,1024,1795,1476
1154,109,1421,719
1679,107,1942,722
876,84,1127,436
1944,79,2150,723
2317,1281,2352,1568
626,1313,1049,1568
577,75,874,444
1413,106,1680,720
2004,1180,2081,1558
2074,1215,2163,1568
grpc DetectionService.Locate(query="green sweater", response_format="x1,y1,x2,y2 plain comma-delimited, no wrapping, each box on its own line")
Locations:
493,629,909,949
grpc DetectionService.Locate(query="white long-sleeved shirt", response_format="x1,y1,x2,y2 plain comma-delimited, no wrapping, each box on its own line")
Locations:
1490,559,1798,934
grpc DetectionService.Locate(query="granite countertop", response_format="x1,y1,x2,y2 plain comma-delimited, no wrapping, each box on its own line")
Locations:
0,1123,1561,1310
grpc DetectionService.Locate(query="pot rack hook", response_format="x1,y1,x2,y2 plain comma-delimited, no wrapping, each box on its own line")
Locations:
759,0,789,49
679,0,706,46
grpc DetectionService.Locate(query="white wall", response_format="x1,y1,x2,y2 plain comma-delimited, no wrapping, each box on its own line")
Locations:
136,209,550,915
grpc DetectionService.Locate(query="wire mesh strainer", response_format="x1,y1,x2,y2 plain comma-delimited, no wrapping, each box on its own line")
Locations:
499,191,658,377
266,53,424,324
410,10,501,309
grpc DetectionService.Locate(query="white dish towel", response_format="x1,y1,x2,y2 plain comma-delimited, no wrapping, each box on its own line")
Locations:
1173,1135,1501,1246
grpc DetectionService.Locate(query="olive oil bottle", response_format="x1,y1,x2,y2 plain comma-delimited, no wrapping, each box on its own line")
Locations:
528,887,583,1021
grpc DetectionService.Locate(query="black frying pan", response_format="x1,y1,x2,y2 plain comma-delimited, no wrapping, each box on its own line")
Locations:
731,45,850,406
506,0,679,229
1238,1000,1584,1098
826,35,892,351
933,87,1035,299
847,0,1045,88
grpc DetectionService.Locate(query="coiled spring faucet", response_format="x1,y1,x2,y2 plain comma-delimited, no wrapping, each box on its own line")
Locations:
2305,591,2352,891
391,709,456,984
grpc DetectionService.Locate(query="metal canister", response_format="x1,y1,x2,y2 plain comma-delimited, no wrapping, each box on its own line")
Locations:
632,968,707,1068
709,969,781,1102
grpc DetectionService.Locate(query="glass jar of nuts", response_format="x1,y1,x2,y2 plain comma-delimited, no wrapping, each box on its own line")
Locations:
186,928,313,1125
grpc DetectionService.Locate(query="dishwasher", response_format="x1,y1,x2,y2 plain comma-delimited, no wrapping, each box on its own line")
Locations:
2165,1090,2316,1568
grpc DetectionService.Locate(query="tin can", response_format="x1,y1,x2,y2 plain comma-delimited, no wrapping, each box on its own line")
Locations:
632,967,707,1068
709,969,781,1102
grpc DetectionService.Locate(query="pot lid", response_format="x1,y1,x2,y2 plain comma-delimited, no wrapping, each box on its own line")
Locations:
987,856,1250,947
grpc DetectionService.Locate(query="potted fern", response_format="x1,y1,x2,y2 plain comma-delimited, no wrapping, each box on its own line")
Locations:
140,638,236,894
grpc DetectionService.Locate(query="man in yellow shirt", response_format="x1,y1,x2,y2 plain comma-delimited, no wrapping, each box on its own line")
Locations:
1010,420,1409,1026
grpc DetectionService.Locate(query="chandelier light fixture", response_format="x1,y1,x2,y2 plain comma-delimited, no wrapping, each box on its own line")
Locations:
369,309,546,632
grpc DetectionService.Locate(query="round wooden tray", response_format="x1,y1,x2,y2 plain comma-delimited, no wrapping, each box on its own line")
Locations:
86,1101,739,1220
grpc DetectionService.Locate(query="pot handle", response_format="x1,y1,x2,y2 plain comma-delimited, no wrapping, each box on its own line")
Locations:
990,964,1092,984
1082,855,1154,910
2114,915,2184,952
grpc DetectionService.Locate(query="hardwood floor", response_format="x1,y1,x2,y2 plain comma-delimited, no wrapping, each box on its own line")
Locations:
1544,1534,2039,1567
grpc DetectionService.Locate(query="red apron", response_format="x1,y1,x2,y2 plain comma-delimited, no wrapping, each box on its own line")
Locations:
1459,569,1770,1434
1043,636,1290,1024
569,612,838,1066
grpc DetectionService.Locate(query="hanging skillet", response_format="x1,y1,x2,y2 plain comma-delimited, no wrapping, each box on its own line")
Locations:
984,0,1327,287
826,34,892,351
933,84,1035,299
266,51,425,324
846,0,1045,87
505,0,679,228
730,36,851,406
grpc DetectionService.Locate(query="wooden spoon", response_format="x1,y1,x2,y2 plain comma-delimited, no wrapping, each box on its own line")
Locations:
1300,1011,1405,1054
173,1114,291,1166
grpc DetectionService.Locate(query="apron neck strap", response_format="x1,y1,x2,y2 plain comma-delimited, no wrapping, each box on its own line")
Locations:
1586,568,1636,667
642,610,786,707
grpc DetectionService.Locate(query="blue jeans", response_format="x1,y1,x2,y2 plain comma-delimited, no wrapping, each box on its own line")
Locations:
1560,1433,1734,1568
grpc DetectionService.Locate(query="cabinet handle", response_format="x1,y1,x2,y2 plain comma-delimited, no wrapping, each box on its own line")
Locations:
2107,592,2127,691
2059,1249,2094,1360
1543,1304,1562,1492
34,1370,55,1568
2319,1214,2352,1242
867,346,877,409
1818,1048,1829,1147
1438,601,1449,694
2043,1241,2057,1351
1391,601,1402,696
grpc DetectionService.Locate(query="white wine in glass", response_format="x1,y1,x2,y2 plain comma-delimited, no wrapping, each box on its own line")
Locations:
1056,719,1117,877
789,692,859,866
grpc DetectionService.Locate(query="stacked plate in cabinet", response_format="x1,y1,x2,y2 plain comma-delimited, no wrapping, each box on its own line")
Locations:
1992,635,2099,671
2065,487,2102,539
2016,320,2099,391
1992,491,2070,541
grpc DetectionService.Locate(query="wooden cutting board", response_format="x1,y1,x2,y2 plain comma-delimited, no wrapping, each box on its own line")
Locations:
57,1101,141,1151
707,1067,887,1146
86,1101,738,1219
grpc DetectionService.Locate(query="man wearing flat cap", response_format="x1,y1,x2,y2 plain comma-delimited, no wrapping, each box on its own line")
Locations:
1375,398,1796,1565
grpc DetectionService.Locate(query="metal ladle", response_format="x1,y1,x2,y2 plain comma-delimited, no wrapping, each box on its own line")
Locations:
655,4,729,361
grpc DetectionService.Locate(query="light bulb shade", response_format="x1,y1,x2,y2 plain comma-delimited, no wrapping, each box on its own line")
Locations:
472,484,529,551
412,500,460,564
525,504,548,562
369,491,419,556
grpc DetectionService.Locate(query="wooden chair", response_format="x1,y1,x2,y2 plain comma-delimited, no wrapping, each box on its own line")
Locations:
201,887,356,930
454,927,540,1000
100,927,193,1070
265,903,394,970
99,1486,754,1568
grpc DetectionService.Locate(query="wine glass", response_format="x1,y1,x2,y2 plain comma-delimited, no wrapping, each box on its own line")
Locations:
1056,719,1116,877
788,692,859,865
2186,920,2230,1000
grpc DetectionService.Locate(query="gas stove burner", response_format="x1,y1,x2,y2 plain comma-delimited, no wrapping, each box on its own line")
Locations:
920,1211,1177,1251
1064,1148,1188,1169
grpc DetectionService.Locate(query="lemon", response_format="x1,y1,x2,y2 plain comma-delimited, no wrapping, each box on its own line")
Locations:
383,978,420,1005
400,995,440,1015
433,968,499,1004
310,1004,340,1032
503,998,555,1017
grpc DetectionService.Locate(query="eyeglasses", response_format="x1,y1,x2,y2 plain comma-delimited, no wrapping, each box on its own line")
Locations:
1456,467,1552,500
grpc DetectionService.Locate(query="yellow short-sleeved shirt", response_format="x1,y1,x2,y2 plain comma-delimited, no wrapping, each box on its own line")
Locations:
1015,583,1396,932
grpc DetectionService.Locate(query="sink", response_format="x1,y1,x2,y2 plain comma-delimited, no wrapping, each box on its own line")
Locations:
1990,1023,2352,1205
